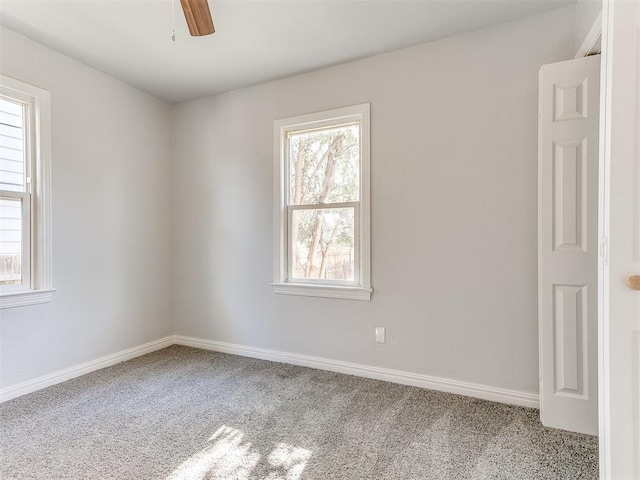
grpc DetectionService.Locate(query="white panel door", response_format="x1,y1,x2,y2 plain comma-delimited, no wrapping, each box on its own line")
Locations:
539,55,600,436
600,0,640,477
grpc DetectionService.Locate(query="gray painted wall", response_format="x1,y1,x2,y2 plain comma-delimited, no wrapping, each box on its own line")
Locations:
0,27,174,389
172,7,576,395
575,0,602,54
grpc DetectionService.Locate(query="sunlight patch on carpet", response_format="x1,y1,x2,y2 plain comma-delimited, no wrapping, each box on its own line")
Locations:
265,443,311,479
166,425,311,480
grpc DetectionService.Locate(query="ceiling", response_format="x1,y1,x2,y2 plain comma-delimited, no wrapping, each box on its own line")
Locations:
0,0,574,104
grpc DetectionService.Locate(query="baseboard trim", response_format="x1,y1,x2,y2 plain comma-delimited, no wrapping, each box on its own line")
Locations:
1,334,539,409
0,336,174,403
174,335,540,409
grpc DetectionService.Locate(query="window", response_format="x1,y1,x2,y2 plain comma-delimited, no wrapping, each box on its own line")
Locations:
273,104,371,300
0,75,53,308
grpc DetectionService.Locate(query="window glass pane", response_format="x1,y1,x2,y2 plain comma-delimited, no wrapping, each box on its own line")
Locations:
0,97,25,193
0,197,22,286
291,207,354,281
289,124,359,205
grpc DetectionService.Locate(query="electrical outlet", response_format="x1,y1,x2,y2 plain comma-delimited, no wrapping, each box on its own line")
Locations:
375,327,386,344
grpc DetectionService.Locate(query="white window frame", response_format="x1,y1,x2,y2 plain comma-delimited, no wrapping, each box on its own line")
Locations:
272,103,372,301
0,75,54,309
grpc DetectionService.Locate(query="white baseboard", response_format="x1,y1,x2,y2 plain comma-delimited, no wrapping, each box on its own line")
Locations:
0,336,174,403
1,334,539,409
174,335,540,409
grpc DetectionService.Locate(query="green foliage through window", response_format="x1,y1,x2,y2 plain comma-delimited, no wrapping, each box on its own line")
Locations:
288,124,359,281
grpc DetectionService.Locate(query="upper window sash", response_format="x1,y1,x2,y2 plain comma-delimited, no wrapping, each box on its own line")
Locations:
285,122,361,207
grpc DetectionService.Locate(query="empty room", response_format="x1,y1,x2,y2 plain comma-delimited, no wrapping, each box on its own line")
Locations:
0,0,638,478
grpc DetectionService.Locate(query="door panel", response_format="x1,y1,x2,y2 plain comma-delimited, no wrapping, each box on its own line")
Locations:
554,139,587,251
554,284,588,398
539,55,600,436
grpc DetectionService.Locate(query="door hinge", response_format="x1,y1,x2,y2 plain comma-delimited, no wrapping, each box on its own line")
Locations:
600,236,609,265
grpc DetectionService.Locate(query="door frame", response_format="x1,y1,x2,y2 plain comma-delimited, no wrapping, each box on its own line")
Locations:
597,0,612,476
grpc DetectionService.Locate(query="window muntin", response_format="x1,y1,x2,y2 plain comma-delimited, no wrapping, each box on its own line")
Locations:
274,104,371,300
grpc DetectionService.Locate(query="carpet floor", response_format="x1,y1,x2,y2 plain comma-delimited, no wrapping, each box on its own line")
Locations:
0,345,598,479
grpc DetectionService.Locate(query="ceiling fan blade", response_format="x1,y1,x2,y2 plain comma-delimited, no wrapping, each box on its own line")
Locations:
180,0,215,36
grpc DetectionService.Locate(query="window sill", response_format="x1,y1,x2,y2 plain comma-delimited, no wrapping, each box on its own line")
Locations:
272,283,372,301
0,289,56,309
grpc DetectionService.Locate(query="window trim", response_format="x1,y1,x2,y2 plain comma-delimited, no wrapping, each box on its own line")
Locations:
272,103,372,301
0,74,54,309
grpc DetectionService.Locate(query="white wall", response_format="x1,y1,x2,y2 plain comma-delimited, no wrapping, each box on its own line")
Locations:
575,0,602,53
0,27,174,389
172,7,576,395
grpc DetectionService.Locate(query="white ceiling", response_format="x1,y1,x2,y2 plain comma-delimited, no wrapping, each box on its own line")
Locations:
0,0,574,103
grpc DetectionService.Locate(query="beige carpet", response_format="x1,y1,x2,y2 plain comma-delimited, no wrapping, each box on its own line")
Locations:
0,345,598,479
